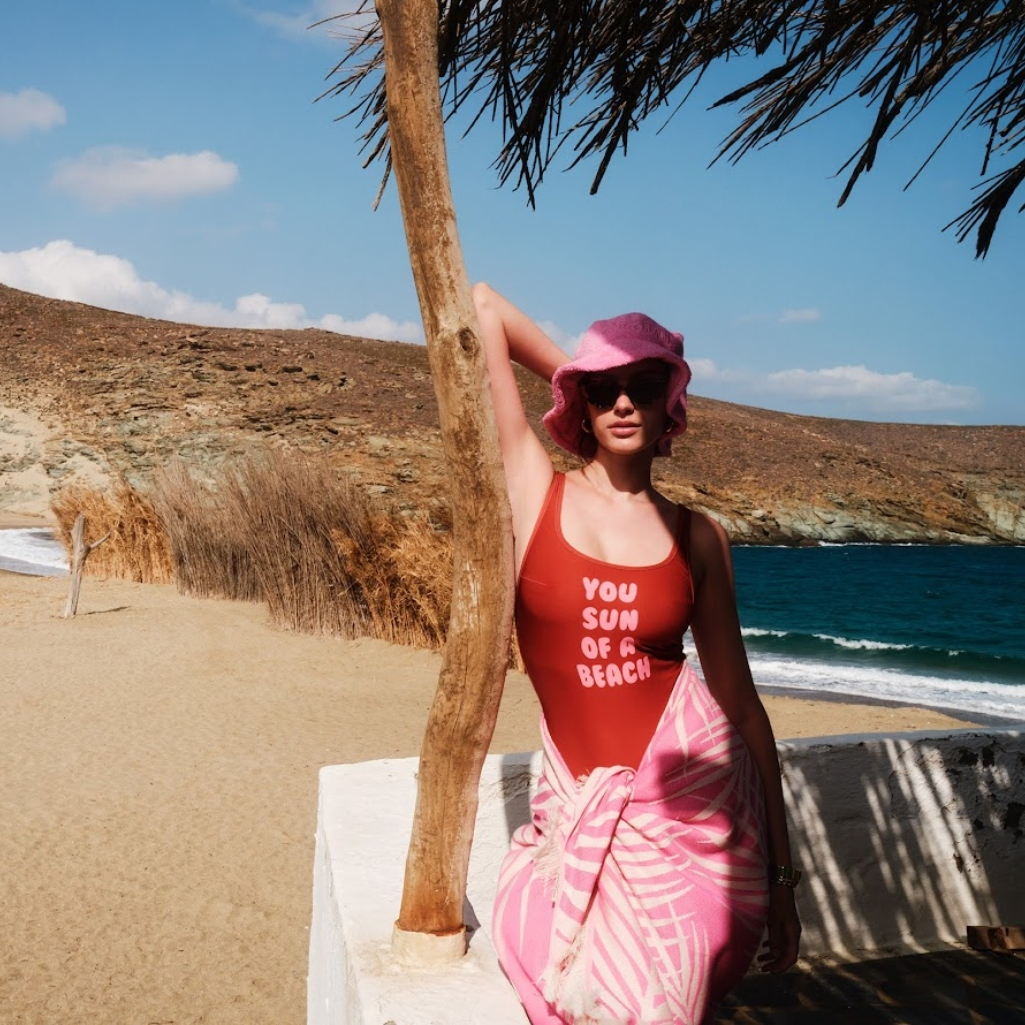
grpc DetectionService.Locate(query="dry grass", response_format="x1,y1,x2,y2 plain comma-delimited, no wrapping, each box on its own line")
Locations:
51,479,173,584
51,452,454,649
332,497,452,649
218,453,379,638
148,462,263,604
151,454,453,643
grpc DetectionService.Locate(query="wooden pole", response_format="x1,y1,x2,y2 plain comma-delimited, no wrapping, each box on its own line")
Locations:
63,514,109,618
374,0,516,965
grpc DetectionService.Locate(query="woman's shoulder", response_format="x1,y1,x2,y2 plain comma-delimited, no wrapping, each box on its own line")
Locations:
685,508,734,588
684,506,728,540
640,490,725,542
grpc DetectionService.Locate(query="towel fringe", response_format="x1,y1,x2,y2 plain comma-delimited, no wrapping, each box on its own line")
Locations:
539,922,610,1024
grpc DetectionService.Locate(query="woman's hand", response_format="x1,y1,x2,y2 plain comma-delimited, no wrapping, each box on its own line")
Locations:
757,885,802,973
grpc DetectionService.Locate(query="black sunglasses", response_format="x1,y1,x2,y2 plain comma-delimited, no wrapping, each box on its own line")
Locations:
580,373,668,410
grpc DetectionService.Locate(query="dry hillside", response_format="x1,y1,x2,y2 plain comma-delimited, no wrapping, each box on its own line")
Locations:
2,283,1023,543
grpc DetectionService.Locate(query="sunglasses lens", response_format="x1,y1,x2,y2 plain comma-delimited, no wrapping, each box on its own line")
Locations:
628,379,666,406
582,379,620,408
582,374,667,409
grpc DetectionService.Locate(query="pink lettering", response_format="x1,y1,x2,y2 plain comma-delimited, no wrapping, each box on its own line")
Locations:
584,608,641,631
576,665,595,687
581,636,599,659
605,663,623,687
618,582,638,603
620,636,636,657
597,636,611,659
622,661,637,684
599,581,617,602
593,665,607,688
583,577,600,601
636,656,651,681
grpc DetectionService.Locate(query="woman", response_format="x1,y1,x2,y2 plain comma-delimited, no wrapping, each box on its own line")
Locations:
474,283,801,1025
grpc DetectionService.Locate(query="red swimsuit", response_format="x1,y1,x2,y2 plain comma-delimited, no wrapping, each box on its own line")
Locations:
515,473,694,777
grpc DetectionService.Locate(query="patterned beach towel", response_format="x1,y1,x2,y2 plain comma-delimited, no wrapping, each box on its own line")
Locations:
493,662,768,1025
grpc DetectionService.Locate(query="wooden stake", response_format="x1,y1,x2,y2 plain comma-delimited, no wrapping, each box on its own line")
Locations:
374,0,516,962
63,514,109,619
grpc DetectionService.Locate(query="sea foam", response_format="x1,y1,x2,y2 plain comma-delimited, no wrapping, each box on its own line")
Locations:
0,528,68,576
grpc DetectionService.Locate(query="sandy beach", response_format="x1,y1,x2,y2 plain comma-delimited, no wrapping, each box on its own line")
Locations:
0,570,980,1025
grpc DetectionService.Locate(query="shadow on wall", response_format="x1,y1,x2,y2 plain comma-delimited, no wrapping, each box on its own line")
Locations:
781,727,1024,957
489,728,1024,959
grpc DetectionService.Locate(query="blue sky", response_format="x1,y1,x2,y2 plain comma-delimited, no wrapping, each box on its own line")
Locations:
1,0,1022,424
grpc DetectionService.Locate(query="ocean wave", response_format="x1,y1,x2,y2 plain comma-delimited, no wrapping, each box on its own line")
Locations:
814,541,932,548
742,625,926,655
812,633,915,652
736,623,1025,692
744,652,1025,722
683,634,1025,720
0,529,68,576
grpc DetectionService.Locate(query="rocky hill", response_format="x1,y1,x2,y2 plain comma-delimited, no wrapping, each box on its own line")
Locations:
1,282,1022,543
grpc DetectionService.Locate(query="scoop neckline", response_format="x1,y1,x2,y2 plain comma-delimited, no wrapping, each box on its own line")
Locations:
554,472,681,570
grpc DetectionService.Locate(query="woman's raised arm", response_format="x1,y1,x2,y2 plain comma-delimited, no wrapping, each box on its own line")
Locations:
472,283,566,537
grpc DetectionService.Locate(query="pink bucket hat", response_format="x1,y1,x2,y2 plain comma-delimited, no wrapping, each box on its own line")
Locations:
543,312,692,458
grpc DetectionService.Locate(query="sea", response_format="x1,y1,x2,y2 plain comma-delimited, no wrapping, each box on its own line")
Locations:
2,528,1023,723
726,544,1025,725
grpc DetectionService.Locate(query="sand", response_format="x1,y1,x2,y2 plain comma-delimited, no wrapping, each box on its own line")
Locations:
0,571,980,1025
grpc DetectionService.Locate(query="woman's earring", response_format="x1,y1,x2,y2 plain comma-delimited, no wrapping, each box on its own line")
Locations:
581,417,593,435
663,418,676,435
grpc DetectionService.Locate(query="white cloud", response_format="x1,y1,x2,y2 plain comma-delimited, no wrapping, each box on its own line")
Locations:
736,307,822,326
246,1,375,41
0,240,421,343
687,358,759,390
52,147,239,209
0,88,66,139
687,357,738,382
764,365,979,413
688,357,979,416
778,308,820,324
318,310,419,339
538,319,586,356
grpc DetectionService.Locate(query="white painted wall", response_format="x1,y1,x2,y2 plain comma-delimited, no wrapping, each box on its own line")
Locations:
781,727,1025,956
308,727,1024,1024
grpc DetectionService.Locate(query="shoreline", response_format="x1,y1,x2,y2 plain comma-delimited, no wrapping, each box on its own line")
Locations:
0,527,69,577
756,683,1018,729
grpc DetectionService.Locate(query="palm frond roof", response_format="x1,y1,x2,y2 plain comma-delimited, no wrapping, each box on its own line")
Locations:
324,1,1025,256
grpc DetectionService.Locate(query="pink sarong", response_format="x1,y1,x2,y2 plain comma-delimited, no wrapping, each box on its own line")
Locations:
493,662,768,1024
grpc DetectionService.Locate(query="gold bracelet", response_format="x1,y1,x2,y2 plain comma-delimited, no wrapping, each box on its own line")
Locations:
770,865,802,888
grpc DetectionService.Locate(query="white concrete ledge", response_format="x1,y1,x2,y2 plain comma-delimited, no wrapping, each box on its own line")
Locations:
308,728,1024,1024
307,756,532,1025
